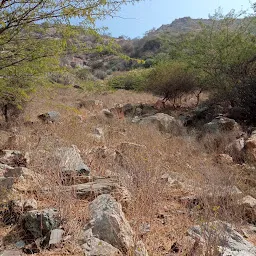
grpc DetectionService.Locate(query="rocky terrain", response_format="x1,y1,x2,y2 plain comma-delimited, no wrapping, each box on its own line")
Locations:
0,87,255,255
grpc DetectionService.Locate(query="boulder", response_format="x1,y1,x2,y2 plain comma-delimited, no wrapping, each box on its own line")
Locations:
49,229,64,246
91,127,105,141
82,229,122,256
55,145,90,176
0,150,28,167
3,166,40,192
188,221,256,256
102,109,114,118
89,194,135,253
67,177,121,199
204,116,240,133
38,111,60,123
225,137,245,161
245,131,256,162
22,208,60,239
122,103,134,117
216,154,233,164
238,195,256,223
134,240,149,256
139,113,183,135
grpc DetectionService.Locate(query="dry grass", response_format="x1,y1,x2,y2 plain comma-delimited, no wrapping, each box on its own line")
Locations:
0,86,255,255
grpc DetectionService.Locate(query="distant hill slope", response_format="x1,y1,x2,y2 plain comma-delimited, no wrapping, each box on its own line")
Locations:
147,17,214,36
59,17,255,80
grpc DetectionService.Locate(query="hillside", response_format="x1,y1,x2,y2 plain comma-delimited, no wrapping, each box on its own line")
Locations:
60,16,255,79
0,5,256,256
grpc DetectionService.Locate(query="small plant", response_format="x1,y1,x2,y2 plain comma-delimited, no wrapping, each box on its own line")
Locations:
107,69,149,91
93,70,107,80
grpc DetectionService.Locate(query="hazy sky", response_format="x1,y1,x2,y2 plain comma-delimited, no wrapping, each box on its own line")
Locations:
95,0,252,38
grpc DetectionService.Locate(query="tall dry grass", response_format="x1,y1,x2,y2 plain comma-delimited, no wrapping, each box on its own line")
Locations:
0,87,254,255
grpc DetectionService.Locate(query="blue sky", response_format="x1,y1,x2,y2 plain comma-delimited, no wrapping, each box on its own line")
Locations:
95,0,252,38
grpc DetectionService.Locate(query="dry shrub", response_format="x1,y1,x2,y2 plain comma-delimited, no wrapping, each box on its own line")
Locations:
1,87,253,255
199,131,239,154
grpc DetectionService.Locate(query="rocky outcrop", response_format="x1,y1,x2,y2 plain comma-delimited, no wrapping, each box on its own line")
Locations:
0,163,40,192
102,109,114,118
89,194,134,253
138,113,183,135
22,208,60,239
204,116,240,133
38,111,61,123
188,221,256,256
55,145,90,176
82,229,123,256
66,177,122,199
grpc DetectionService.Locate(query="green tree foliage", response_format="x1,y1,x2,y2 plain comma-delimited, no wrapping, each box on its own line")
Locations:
0,0,142,121
107,69,149,91
176,9,256,93
146,61,198,104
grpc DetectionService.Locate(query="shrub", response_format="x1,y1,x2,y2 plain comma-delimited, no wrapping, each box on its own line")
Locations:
93,70,107,80
75,68,93,81
107,69,149,91
90,60,104,70
230,77,256,124
49,71,76,85
146,61,198,102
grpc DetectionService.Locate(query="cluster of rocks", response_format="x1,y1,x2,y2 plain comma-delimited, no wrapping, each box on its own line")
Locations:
0,150,39,193
160,171,256,255
0,145,148,255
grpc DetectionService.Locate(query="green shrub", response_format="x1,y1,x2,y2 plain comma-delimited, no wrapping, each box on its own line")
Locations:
75,68,93,81
49,71,76,85
229,77,256,124
146,61,198,101
107,69,149,91
93,70,107,80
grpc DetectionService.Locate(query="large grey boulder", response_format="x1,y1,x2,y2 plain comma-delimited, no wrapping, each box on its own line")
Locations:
204,116,240,133
89,194,134,253
67,177,121,199
38,111,61,123
55,145,90,176
102,109,114,118
139,113,183,135
188,221,256,256
82,229,122,256
22,208,60,239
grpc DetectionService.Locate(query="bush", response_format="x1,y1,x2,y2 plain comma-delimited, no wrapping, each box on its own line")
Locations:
75,68,93,81
49,71,76,85
230,77,256,124
107,69,149,91
93,70,107,80
146,61,198,102
90,60,104,70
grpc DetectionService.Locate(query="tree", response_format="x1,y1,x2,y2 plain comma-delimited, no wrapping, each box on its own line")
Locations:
146,61,198,106
176,9,256,94
0,0,142,121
